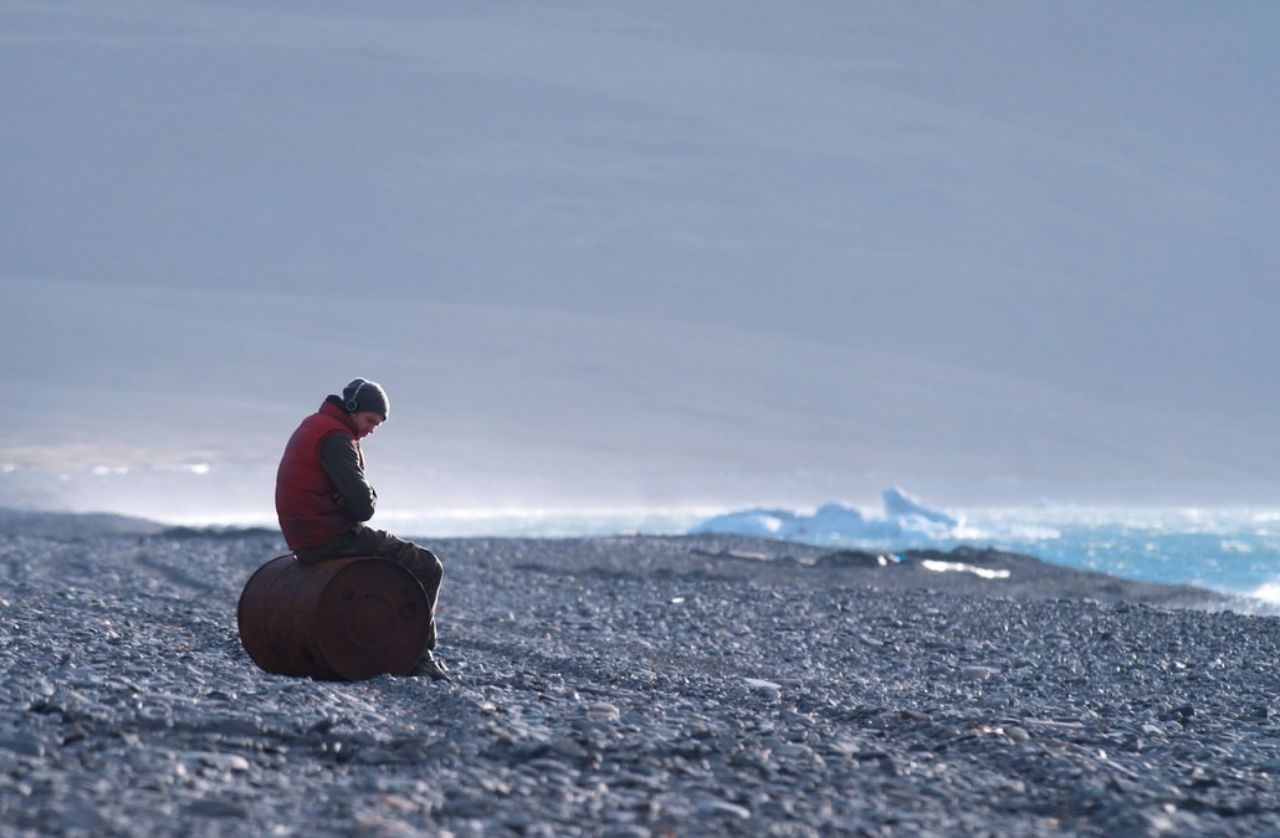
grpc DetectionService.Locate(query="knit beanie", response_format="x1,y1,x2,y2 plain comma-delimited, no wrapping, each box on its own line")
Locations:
342,378,390,420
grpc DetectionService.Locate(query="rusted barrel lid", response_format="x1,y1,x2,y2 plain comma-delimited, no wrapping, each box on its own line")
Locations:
238,555,430,681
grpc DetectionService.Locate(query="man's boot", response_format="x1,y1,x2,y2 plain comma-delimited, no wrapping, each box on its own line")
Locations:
413,650,451,682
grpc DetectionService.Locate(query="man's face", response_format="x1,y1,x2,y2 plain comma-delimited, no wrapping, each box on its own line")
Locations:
352,411,384,439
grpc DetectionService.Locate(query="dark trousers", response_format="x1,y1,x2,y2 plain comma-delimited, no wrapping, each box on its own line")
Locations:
296,525,444,651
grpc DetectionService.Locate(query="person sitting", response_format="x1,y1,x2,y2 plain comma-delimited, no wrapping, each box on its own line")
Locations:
274,377,450,681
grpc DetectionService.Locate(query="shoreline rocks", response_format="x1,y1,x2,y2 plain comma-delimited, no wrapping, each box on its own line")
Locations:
2,528,1279,834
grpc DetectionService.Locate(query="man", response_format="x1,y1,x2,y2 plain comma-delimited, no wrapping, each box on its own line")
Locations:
275,378,449,681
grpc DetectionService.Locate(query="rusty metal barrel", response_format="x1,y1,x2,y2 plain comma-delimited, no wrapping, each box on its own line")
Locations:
237,555,430,681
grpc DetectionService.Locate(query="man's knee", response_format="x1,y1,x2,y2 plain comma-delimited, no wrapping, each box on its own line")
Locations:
414,547,443,586
357,528,440,587
386,536,441,585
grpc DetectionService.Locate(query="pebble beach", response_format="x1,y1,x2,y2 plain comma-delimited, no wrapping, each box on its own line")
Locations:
3,513,1280,836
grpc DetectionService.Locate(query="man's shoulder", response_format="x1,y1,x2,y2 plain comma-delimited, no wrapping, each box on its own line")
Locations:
302,408,354,434
284,411,354,455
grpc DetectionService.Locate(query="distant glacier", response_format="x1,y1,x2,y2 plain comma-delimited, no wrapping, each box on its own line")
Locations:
689,487,961,543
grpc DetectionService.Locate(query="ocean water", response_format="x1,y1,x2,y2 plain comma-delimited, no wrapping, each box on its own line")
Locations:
954,507,1280,603
382,500,1280,606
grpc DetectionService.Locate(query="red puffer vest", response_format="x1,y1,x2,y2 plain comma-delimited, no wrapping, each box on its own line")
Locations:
275,400,364,550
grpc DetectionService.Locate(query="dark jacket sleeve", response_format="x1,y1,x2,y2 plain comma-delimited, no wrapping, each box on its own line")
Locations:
318,434,377,522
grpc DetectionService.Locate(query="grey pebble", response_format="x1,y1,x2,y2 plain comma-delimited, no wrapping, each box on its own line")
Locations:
697,799,752,819
185,798,250,818
0,734,46,758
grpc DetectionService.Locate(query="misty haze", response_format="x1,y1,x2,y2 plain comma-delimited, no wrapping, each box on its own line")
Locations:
4,2,1278,527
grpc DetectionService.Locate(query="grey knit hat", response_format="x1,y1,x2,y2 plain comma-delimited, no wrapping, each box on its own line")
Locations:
342,378,389,419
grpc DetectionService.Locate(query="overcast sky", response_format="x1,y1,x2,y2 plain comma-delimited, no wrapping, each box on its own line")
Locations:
3,1,1279,521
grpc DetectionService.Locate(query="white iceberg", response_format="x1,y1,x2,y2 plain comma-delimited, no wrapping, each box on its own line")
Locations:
689,487,961,545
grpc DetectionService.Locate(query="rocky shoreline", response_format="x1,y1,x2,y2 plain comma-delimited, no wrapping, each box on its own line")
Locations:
3,521,1280,835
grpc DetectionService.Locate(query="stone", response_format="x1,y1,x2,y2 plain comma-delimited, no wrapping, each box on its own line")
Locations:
185,799,249,819
698,799,751,820
182,751,252,773
585,703,621,722
0,734,46,758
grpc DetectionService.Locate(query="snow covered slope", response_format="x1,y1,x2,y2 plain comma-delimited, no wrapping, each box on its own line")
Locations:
3,2,1278,518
